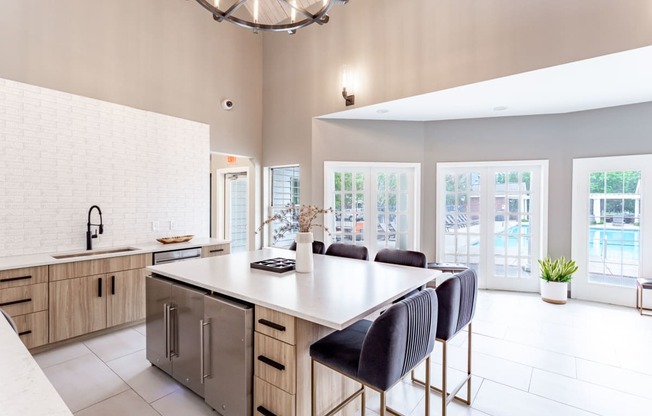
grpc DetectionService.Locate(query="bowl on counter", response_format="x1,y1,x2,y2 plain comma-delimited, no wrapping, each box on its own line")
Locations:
156,235,194,244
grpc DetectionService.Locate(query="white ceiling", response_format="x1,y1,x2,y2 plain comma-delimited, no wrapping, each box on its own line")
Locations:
319,46,652,122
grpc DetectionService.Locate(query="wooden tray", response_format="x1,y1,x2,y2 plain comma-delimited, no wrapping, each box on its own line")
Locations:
156,235,194,244
250,258,296,273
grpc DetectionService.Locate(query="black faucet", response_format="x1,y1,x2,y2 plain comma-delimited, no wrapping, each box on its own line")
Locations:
86,205,104,250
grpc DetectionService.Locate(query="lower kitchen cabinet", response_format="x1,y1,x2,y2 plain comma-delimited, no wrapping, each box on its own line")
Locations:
13,310,49,349
49,275,107,342
107,269,146,327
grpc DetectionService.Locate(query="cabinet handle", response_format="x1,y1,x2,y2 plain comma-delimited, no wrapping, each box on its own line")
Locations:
257,355,285,371
200,319,211,384
164,304,170,359
209,248,224,253
111,275,116,295
0,275,32,283
258,319,286,332
18,330,32,336
0,298,32,307
98,277,103,297
168,305,177,357
256,406,277,416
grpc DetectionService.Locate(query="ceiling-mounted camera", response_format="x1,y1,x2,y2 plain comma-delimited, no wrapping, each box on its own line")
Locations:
221,99,234,111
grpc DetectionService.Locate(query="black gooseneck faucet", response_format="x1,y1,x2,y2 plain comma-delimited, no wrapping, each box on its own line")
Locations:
86,205,104,250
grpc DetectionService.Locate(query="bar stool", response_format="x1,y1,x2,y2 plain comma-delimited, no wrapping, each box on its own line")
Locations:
310,288,438,416
325,243,369,260
636,277,652,316
411,269,478,416
375,248,427,301
289,240,326,254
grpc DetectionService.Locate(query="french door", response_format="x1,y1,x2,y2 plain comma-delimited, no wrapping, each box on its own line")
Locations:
324,162,420,257
572,155,652,306
224,171,248,253
437,161,548,291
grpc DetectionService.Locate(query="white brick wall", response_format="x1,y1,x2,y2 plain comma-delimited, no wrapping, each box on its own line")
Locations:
0,78,210,256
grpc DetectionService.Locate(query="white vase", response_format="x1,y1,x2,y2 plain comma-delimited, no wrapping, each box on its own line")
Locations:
295,232,314,273
540,280,568,304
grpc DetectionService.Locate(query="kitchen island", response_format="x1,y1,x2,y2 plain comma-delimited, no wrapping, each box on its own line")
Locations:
147,247,439,416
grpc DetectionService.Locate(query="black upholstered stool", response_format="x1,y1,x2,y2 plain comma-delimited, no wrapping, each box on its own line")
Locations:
411,269,478,416
310,288,438,416
375,248,427,301
636,278,652,316
325,243,369,260
1,307,18,334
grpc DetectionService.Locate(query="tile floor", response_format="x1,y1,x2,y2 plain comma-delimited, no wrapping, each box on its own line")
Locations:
34,290,652,416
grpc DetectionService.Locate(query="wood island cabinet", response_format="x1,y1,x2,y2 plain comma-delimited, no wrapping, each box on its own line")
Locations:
49,253,150,343
201,243,230,258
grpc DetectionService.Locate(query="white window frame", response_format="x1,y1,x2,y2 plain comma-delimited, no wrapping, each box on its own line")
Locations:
264,165,301,248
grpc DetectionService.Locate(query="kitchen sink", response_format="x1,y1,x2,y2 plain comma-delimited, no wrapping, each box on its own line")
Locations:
51,247,141,259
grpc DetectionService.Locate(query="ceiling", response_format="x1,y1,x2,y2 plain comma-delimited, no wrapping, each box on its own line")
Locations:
319,45,652,122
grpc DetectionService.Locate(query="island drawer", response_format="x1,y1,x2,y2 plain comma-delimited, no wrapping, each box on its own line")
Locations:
0,266,48,289
0,283,48,316
255,305,296,345
201,244,231,258
254,376,295,416
13,310,48,349
254,332,296,394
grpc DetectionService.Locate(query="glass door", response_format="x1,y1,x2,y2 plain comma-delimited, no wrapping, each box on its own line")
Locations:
572,155,652,306
437,161,547,292
225,172,248,253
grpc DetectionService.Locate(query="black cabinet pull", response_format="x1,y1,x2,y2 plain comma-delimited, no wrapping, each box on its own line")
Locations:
111,275,116,295
0,298,32,307
258,319,286,332
256,406,276,416
257,355,285,371
0,275,32,283
18,330,32,336
98,277,103,298
209,248,224,253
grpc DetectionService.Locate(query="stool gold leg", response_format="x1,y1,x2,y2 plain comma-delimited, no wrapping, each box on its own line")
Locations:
380,391,386,416
442,340,447,416
425,356,431,416
311,359,316,416
467,323,472,404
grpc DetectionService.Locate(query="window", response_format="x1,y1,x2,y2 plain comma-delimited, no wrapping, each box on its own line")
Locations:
268,166,300,247
324,162,420,257
437,161,548,292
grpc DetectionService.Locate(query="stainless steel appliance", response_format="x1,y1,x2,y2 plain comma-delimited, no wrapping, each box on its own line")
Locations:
146,274,253,415
146,275,207,396
203,294,253,416
152,247,201,265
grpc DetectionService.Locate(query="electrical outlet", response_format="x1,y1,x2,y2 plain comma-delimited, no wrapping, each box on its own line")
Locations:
152,221,159,231
169,220,175,230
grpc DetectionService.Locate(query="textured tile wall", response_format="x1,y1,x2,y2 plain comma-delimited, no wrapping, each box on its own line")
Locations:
0,78,210,256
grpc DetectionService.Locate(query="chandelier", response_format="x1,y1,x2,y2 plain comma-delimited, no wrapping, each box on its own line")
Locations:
194,0,349,34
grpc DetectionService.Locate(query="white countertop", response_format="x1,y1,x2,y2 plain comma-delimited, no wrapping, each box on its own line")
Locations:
0,317,73,416
147,248,439,330
0,238,229,271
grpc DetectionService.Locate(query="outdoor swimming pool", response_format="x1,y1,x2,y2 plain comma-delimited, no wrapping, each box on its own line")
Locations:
589,226,640,257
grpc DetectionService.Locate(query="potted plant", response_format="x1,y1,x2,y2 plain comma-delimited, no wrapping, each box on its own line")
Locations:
257,204,332,273
538,256,578,304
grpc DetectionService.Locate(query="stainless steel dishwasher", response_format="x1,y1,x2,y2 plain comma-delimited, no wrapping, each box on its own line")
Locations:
152,247,201,265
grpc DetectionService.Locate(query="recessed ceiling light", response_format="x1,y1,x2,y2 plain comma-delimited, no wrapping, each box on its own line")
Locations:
376,109,389,114
493,106,508,111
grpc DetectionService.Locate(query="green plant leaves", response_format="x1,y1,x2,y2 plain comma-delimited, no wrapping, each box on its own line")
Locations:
538,256,578,282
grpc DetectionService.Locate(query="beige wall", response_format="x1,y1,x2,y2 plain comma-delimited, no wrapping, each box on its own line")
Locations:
262,0,652,201
0,0,263,159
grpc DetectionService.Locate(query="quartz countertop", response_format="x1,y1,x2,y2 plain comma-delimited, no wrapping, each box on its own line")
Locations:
147,247,439,330
0,238,230,271
0,316,73,416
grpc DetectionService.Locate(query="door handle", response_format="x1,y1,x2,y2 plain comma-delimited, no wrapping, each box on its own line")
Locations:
257,355,285,371
98,277,103,297
200,319,211,384
164,304,170,359
256,406,277,416
168,305,177,357
111,275,115,295
258,319,286,332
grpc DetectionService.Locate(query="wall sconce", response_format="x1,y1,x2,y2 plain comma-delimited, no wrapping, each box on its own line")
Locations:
341,67,355,106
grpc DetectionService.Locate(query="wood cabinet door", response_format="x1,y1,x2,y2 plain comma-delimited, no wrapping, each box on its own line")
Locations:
107,268,146,327
49,275,107,343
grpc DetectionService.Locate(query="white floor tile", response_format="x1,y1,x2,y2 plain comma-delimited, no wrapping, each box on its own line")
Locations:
132,323,146,336
34,342,93,369
576,358,652,401
74,389,160,416
42,353,130,413
106,349,180,403
529,368,652,416
151,388,215,416
83,328,145,363
473,380,594,416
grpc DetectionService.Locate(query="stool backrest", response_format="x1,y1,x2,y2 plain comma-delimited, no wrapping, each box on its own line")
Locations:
288,240,326,254
435,269,478,341
325,243,369,260
358,288,438,391
374,248,427,268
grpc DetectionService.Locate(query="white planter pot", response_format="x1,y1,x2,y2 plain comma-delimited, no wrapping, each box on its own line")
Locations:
295,232,314,273
540,280,568,304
